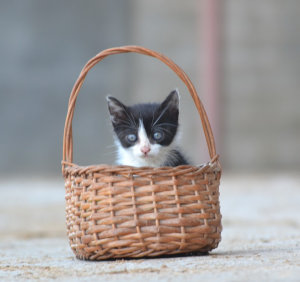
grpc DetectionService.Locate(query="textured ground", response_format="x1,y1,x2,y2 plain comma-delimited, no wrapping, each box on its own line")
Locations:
0,173,299,281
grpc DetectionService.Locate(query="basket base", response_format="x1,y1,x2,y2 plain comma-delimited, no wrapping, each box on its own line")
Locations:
64,162,222,261
75,249,211,261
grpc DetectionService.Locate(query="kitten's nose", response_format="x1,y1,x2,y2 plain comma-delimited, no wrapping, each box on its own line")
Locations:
141,146,151,154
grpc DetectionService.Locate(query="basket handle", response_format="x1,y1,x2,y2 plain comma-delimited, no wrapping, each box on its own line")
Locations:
63,45,217,170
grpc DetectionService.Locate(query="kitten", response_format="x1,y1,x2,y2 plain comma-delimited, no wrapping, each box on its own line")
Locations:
107,90,189,167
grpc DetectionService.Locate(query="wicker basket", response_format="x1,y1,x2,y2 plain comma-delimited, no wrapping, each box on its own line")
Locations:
62,46,222,260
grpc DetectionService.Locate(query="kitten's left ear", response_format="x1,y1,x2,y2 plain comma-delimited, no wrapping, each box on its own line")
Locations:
161,89,180,110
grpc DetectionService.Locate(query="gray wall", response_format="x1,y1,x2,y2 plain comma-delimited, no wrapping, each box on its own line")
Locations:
1,0,299,178
223,0,300,171
1,1,132,177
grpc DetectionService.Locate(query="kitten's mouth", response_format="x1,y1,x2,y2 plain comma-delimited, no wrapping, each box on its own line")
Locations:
140,153,152,158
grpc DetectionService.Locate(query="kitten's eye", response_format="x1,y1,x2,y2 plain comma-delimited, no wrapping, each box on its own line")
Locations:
153,132,163,141
127,134,137,142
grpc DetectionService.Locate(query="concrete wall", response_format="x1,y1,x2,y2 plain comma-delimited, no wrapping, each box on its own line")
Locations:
0,1,132,176
223,0,300,171
0,0,299,177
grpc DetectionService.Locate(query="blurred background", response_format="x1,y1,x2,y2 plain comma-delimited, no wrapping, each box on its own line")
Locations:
1,3,300,276
1,0,299,178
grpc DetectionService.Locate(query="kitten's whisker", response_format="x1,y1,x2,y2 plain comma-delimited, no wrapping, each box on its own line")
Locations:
152,103,171,127
114,119,135,128
116,132,125,138
129,110,137,127
118,103,137,127
115,128,135,138
151,109,155,127
120,120,133,126
155,123,177,127
113,124,136,131
170,150,183,165
154,126,173,136
106,144,117,149
103,151,116,157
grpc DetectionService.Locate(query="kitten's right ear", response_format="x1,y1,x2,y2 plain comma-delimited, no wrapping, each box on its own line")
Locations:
106,95,126,124
160,89,180,116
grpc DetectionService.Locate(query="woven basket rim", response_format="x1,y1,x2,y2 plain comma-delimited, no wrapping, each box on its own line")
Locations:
62,155,221,178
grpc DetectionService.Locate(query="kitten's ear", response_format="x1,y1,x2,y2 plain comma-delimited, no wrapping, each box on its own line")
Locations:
106,95,127,124
161,89,180,111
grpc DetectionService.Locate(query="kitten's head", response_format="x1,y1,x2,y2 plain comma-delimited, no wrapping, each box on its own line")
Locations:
107,90,180,167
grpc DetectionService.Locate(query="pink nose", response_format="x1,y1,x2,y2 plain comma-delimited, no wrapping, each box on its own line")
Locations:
141,146,151,154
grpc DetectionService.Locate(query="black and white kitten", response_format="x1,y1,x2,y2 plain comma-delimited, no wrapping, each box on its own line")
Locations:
107,90,189,167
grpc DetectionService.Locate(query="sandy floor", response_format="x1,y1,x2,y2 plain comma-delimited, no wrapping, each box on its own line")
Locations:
0,173,299,281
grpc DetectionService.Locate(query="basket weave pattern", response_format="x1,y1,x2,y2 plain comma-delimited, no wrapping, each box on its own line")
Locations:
62,46,222,260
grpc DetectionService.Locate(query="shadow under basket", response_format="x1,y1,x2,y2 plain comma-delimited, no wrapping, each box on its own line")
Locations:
62,46,222,260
